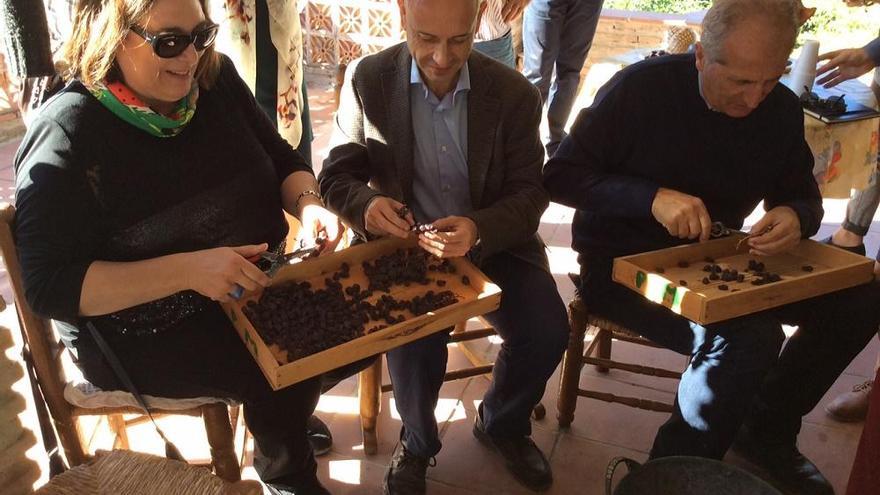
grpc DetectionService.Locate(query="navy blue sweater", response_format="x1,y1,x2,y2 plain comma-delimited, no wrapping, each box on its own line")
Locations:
544,54,822,259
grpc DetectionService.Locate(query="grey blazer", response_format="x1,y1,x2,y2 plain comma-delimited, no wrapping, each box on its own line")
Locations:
319,43,550,271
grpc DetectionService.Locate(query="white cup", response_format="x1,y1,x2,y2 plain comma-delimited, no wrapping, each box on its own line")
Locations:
787,40,820,97
794,40,820,74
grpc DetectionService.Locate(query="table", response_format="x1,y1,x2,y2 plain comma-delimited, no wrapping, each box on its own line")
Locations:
797,76,879,198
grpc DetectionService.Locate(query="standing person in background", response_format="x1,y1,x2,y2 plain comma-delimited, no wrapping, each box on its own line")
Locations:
211,0,313,164
522,0,604,157
210,0,338,456
473,0,530,68
814,9,880,423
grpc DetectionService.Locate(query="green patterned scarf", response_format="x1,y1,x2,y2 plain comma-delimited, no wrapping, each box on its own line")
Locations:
89,80,198,137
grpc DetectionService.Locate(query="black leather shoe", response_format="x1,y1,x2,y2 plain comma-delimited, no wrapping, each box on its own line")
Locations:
266,475,331,495
472,409,553,491
383,443,434,495
731,427,833,495
307,415,333,457
820,236,866,256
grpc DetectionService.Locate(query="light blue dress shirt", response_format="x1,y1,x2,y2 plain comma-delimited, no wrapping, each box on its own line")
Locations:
409,62,473,223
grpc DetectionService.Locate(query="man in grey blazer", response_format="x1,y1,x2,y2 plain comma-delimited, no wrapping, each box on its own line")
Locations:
319,0,568,493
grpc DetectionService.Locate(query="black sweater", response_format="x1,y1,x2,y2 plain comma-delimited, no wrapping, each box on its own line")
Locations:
14,56,310,343
544,54,822,259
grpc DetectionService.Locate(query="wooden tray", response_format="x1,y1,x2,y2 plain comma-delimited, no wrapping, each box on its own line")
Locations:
221,237,501,390
612,234,873,325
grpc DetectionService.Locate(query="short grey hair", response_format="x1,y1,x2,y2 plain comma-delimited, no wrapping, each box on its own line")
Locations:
701,0,799,63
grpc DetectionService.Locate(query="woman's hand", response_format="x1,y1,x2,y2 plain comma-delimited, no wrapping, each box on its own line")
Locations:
300,202,344,255
182,244,271,302
817,48,876,88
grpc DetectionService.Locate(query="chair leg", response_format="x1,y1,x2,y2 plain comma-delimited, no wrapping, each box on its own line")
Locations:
359,358,382,455
557,299,589,428
596,328,612,373
202,403,241,482
228,404,240,437
56,417,89,467
108,414,130,449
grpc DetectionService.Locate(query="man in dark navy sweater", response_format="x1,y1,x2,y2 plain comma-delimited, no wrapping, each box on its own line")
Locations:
545,0,880,493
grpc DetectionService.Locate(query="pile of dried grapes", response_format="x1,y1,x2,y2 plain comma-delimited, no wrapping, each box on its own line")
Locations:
242,249,463,361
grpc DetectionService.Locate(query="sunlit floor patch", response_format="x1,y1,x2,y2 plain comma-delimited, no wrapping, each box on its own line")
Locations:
329,459,362,485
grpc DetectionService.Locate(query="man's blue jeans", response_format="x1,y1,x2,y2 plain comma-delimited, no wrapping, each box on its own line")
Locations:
474,31,516,69
579,255,880,459
523,0,604,157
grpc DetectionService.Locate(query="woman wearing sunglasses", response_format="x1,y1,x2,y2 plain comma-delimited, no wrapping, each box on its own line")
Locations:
13,0,343,493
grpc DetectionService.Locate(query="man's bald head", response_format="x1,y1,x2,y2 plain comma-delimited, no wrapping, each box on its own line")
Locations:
397,0,486,98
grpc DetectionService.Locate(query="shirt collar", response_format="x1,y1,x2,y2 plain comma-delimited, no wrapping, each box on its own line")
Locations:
410,61,471,106
697,72,719,112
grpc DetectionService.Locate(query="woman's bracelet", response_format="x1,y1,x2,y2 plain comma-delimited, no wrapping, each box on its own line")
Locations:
295,189,323,211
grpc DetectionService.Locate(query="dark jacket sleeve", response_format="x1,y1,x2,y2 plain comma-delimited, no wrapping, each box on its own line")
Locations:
318,58,383,237
543,74,659,218
864,37,880,67
217,55,313,182
464,82,548,259
764,107,823,238
13,116,100,323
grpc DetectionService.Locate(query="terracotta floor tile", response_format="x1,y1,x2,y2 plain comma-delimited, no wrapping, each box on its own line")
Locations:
316,452,388,494
556,373,673,453
549,433,648,495
538,220,560,242
844,336,879,380
796,421,863,494
546,223,573,250
725,421,863,495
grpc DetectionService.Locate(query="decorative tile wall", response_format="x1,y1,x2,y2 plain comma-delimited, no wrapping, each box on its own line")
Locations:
302,0,404,69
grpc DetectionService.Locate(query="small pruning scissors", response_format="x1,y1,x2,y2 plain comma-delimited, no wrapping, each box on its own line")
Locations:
229,236,325,300
709,221,732,239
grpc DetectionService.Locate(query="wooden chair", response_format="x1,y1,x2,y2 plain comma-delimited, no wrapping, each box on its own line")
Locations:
358,319,546,454
0,204,242,481
556,294,685,428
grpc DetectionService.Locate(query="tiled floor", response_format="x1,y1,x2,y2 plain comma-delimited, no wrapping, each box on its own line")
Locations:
2,74,878,494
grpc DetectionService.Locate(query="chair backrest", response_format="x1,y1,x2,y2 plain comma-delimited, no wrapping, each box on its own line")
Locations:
0,204,74,424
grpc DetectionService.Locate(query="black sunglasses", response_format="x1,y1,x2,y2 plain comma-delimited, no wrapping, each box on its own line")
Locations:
130,23,219,59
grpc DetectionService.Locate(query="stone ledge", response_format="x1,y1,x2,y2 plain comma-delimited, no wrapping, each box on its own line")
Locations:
600,8,706,27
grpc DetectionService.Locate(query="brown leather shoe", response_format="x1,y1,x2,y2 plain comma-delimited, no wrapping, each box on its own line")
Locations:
825,380,872,422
